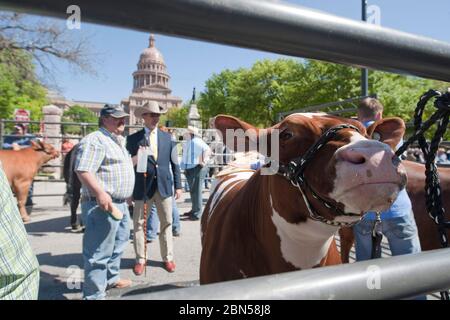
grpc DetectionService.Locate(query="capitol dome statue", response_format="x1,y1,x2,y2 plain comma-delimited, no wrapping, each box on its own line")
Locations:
122,34,182,125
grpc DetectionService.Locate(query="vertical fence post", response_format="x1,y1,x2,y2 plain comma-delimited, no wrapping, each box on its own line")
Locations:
361,0,369,97
81,123,87,137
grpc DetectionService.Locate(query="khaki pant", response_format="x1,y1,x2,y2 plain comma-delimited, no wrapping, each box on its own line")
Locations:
133,191,173,264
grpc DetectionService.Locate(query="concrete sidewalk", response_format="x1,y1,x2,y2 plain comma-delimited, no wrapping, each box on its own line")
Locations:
27,181,208,300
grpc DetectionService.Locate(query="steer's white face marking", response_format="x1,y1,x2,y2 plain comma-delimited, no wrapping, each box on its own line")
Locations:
329,131,399,214
270,195,338,269
329,132,368,213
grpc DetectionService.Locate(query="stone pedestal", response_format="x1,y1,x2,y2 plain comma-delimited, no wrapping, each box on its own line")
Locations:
188,103,201,130
42,105,63,178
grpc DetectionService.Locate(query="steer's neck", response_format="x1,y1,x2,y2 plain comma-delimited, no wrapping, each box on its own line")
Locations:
22,148,50,169
248,172,340,269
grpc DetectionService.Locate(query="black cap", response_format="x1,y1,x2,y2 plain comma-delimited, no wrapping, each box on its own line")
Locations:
100,104,129,118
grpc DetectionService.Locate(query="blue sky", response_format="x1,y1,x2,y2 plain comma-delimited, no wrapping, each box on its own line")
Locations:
31,0,449,105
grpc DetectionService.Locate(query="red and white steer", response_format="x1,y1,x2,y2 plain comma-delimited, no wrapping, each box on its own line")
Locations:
200,114,407,284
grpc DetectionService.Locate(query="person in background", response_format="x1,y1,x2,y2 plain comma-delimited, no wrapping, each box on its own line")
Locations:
2,124,34,150
75,104,134,300
61,138,75,157
180,126,211,221
437,148,450,164
353,98,422,264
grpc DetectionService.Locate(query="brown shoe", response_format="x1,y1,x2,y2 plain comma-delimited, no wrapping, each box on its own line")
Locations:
133,263,145,276
164,261,176,273
111,278,132,289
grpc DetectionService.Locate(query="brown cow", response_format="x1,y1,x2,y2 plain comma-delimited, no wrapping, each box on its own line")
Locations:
200,114,407,284
339,160,450,262
0,140,60,222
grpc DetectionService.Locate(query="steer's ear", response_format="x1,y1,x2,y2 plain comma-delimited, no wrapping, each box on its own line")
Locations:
366,117,406,150
214,115,270,153
30,140,39,149
37,139,45,149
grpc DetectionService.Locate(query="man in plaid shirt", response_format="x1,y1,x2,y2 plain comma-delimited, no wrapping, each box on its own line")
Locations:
0,161,39,300
75,104,135,300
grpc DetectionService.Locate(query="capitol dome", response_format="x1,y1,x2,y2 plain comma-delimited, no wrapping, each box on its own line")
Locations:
122,34,182,126
132,34,170,90
139,34,165,64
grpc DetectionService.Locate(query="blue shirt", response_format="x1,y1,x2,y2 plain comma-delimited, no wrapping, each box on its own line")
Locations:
180,136,210,170
2,134,34,149
361,119,411,220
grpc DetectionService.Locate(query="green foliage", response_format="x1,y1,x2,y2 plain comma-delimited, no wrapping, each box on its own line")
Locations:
160,104,189,128
198,58,450,139
0,49,47,131
62,105,98,134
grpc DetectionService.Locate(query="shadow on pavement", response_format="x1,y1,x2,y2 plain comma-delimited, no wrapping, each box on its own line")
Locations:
25,214,77,234
37,252,83,269
38,270,80,300
118,280,199,299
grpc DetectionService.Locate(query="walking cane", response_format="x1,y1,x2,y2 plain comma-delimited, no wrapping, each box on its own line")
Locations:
137,146,149,276
143,171,148,277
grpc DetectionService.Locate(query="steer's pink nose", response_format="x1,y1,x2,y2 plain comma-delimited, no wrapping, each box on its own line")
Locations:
337,145,394,168
337,148,368,165
334,140,406,190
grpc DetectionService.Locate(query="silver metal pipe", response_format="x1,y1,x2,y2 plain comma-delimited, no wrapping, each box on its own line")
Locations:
122,248,450,300
2,0,450,81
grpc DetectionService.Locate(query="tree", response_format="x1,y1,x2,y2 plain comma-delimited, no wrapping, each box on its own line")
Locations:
0,48,47,131
62,105,98,135
160,104,190,128
198,58,449,133
0,12,96,82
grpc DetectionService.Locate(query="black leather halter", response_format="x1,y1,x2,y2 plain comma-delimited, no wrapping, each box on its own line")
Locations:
274,124,362,227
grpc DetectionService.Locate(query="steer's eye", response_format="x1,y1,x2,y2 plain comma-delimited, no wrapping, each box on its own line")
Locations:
280,130,293,141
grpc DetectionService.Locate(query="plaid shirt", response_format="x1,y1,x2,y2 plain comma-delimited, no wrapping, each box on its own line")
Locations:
0,161,39,300
75,127,135,200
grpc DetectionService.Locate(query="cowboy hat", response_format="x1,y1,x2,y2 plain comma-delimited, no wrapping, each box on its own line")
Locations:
134,101,167,118
186,125,201,136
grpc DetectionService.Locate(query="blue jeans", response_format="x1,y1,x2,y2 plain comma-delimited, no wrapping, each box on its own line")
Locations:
147,197,180,239
353,212,422,261
353,212,426,299
81,201,130,300
184,165,208,219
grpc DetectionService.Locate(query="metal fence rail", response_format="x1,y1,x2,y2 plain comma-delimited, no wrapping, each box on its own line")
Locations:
2,0,450,82
122,248,450,300
277,95,376,120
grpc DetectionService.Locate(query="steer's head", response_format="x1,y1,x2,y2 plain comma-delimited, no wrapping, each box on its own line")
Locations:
31,140,60,161
214,113,407,223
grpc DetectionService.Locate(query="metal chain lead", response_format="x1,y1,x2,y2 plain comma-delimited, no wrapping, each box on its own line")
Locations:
275,124,361,226
395,89,450,300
